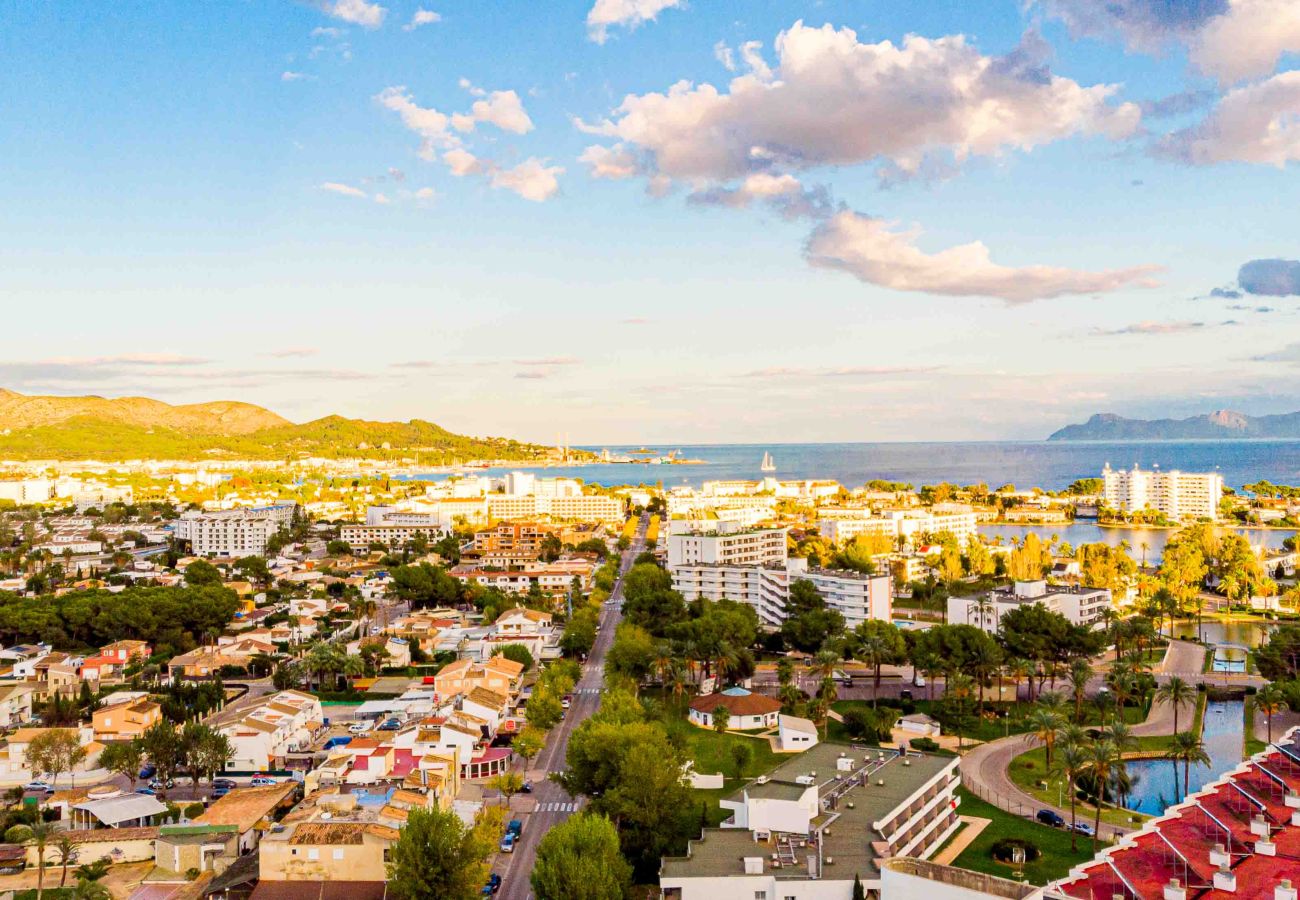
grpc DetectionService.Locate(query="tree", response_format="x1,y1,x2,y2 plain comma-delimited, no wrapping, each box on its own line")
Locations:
531,813,632,900
1027,707,1064,769
780,580,845,653
621,564,686,635
27,821,54,900
1167,731,1211,802
605,623,657,682
1054,740,1090,851
141,722,183,798
492,643,535,672
712,705,731,734
234,555,271,586
183,560,224,587
27,729,86,790
55,832,77,889
849,620,906,706
490,771,524,807
1086,739,1116,849
729,741,753,780
71,879,112,900
1066,658,1091,724
386,806,496,900
1256,625,1300,681
526,688,564,730
97,740,143,791
1155,676,1197,736
1255,684,1289,744
852,874,866,900
513,726,546,763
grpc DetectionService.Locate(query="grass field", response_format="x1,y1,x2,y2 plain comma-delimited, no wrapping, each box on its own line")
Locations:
951,787,1102,886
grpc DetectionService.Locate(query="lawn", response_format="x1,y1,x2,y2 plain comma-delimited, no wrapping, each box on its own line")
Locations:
951,787,1102,886
665,719,781,780
1007,745,1149,829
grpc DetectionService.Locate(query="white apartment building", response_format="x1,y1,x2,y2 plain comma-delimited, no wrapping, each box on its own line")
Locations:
947,580,1112,633
818,505,978,547
218,689,323,771
484,493,623,523
0,479,54,504
1102,464,1223,521
661,745,962,900
666,522,788,568
672,557,892,630
175,504,297,556
342,508,446,551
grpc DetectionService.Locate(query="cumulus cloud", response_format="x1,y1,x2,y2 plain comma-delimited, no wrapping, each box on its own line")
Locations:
805,210,1161,303
319,0,386,29
443,148,484,177
403,8,440,31
1157,72,1300,166
1239,258,1300,296
578,144,640,180
577,21,1140,187
450,89,534,134
489,158,564,202
1036,0,1300,85
713,41,736,71
1140,89,1216,119
687,173,834,220
586,0,684,43
320,181,368,198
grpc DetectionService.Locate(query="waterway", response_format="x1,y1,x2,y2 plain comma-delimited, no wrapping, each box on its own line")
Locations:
978,523,1295,565
1123,700,1245,815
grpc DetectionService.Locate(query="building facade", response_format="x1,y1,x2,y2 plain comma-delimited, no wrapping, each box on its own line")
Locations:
176,504,297,556
1102,464,1223,521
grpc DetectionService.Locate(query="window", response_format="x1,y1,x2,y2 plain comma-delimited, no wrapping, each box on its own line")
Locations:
307,849,319,861
332,849,344,860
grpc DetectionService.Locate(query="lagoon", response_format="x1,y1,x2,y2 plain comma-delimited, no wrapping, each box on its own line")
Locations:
1123,700,1244,816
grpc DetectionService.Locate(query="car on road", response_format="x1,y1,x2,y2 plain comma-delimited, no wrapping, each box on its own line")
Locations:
561,695,572,709
1036,809,1066,828
1071,821,1095,836
506,819,522,838
378,718,401,731
151,778,176,790
482,873,502,895
139,765,157,780
519,781,533,794
213,778,236,788
499,833,516,853
135,787,156,795
899,689,913,701
213,784,232,798
23,781,53,793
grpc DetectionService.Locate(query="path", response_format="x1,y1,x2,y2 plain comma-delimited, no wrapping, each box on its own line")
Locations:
932,816,991,866
494,513,644,900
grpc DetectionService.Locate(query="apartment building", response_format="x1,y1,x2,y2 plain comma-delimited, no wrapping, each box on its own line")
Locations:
666,522,788,568
947,580,1112,633
258,821,398,885
484,493,623,523
661,744,962,900
0,479,55,504
218,690,324,771
471,522,553,555
175,504,297,556
1102,463,1223,521
339,522,445,552
818,505,978,547
671,557,893,629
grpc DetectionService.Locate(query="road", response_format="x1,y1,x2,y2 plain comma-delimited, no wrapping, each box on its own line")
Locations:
495,514,645,900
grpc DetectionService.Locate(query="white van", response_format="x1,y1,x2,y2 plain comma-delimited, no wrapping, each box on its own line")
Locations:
349,720,375,735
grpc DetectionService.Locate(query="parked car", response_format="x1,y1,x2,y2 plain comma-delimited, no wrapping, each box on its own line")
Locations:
323,736,354,750
561,695,572,710
1071,821,1095,836
213,785,231,798
139,765,157,780
519,781,533,794
150,778,175,790
899,689,913,701
482,874,502,895
506,819,523,838
135,787,156,795
349,720,375,735
1036,809,1066,828
499,833,516,853
213,778,236,788
378,718,401,731
250,776,278,786
22,781,53,794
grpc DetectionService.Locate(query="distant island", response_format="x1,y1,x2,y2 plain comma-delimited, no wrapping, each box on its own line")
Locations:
1048,409,1300,441
0,388,562,462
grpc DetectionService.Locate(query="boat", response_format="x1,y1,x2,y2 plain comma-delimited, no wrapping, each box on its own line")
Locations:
760,451,775,473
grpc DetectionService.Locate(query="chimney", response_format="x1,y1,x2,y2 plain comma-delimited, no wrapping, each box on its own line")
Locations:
1210,844,1231,867
1286,791,1300,810
1214,865,1237,893
742,857,763,875
1258,837,1278,856
1164,879,1188,900
1252,816,1271,838
1278,880,1299,900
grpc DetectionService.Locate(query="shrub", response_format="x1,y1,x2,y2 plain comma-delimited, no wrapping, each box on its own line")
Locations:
185,802,205,820
909,737,940,752
990,837,1041,863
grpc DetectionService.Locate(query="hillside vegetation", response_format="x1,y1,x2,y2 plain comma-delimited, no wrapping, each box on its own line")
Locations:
0,389,554,462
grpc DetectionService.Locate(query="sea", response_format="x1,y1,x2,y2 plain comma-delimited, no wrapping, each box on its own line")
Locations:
415,441,1300,493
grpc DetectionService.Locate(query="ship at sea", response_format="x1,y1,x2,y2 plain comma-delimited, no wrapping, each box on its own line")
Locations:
760,451,775,473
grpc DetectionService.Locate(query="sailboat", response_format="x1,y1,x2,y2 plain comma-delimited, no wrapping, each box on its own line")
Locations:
760,451,776,473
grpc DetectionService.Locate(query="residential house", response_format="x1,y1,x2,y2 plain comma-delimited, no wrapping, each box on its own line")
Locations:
0,726,102,783
195,781,300,854
153,824,240,877
70,785,168,830
168,647,245,681
257,820,399,884
92,693,162,741
219,691,324,771
0,684,34,728
432,657,523,701
345,636,410,670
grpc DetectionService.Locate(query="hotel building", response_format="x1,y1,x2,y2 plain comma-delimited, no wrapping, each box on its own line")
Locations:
1102,464,1223,522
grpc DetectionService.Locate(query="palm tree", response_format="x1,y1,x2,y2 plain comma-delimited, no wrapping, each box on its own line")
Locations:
1155,677,1197,736
1106,722,1138,810
54,833,76,889
1255,684,1289,744
947,673,976,750
1167,731,1212,801
1067,659,1092,723
27,821,54,900
1097,607,1121,661
71,878,112,900
1027,707,1065,768
653,643,674,686
814,649,840,683
1086,739,1117,850
1053,741,1090,851
1007,657,1031,703
1140,541,1149,569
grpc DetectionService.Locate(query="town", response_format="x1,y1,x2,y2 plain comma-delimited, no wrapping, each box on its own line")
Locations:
0,458,1298,900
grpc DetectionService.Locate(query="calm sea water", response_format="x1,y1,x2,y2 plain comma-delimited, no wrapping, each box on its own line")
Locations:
424,440,1300,492
981,522,1295,564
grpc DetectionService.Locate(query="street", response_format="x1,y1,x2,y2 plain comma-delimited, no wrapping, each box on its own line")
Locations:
494,513,645,900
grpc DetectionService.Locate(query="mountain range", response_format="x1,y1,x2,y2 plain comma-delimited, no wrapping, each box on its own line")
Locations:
0,389,553,462
1048,410,1300,441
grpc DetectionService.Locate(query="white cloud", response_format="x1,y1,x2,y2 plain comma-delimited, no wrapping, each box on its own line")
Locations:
414,187,437,202
578,143,639,179
263,348,318,359
579,21,1140,186
713,40,736,72
375,86,453,149
450,89,534,134
281,71,308,82
586,0,684,43
320,0,386,28
310,26,345,38
45,353,211,367
443,148,483,177
320,181,369,198
490,158,564,202
1158,71,1300,166
403,8,441,31
805,210,1161,303
373,192,391,204
1038,0,1300,86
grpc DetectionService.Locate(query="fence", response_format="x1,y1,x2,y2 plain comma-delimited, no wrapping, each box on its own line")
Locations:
962,775,1132,843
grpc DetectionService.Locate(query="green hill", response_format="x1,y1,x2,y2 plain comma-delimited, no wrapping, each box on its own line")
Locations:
0,390,557,462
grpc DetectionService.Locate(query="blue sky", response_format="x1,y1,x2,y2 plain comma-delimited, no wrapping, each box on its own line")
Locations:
1,0,1298,443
